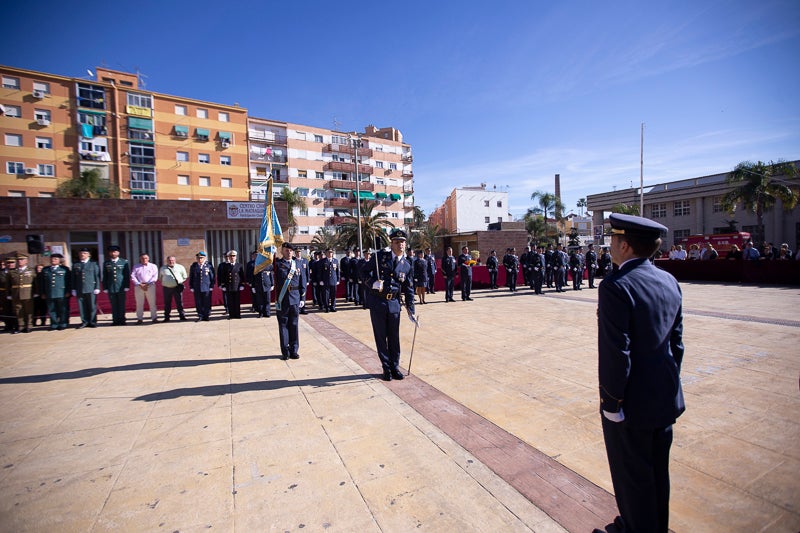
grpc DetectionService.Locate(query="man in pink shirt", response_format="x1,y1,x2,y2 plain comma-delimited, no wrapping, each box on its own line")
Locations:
131,253,159,324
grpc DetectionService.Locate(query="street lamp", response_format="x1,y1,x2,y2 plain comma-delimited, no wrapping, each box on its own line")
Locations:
349,134,364,252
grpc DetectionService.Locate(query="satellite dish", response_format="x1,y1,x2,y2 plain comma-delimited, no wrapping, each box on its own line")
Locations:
87,69,95,78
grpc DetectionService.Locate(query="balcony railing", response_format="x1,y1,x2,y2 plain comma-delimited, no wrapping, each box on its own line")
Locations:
248,130,287,144
403,183,414,193
324,161,373,174
323,143,373,158
328,197,355,207
401,154,413,162
402,171,414,178
249,152,287,163
325,179,374,192
329,215,354,225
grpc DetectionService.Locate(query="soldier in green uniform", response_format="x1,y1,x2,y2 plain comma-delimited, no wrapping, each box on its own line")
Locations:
6,253,37,333
72,247,101,328
102,245,131,326
40,253,71,330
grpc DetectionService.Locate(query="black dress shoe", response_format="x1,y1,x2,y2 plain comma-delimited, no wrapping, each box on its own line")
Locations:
289,353,300,359
281,354,289,360
391,369,405,380
382,370,392,381
77,324,87,329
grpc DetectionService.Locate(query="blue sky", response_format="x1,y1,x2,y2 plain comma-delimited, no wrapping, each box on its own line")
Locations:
3,0,798,218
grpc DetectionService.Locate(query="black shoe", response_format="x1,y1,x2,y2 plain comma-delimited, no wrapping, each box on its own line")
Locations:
88,324,97,328
391,369,405,380
137,320,143,324
466,297,474,301
382,370,392,381
179,316,187,321
163,317,171,322
289,353,299,359
77,324,87,329
281,354,289,361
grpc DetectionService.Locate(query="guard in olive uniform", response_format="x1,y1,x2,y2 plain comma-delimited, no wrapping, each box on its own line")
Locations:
361,229,416,381
40,253,71,330
102,245,131,325
274,242,302,360
72,247,101,328
6,253,37,333
189,251,215,321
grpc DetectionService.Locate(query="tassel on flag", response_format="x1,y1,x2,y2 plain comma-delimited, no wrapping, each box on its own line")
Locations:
254,178,283,275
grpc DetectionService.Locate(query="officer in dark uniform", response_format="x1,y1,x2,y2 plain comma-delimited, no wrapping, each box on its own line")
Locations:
1,256,19,332
358,250,371,309
598,247,613,278
531,245,545,294
40,253,71,330
457,246,473,301
102,245,130,325
585,243,598,288
503,247,519,292
274,242,302,360
424,247,436,294
249,252,274,318
544,244,555,288
340,249,352,302
294,248,310,314
597,213,684,533
519,245,531,287
569,246,585,290
217,250,244,318
552,244,567,293
441,246,457,302
310,250,324,310
360,229,416,381
322,248,340,312
6,253,37,333
189,251,215,321
72,247,101,328
485,250,499,289
349,248,362,305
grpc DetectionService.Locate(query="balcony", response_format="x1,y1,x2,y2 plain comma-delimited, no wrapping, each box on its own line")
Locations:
328,197,355,208
250,173,288,184
324,143,373,158
329,215,354,225
402,171,414,178
325,179,374,192
324,161,373,174
401,153,413,163
248,130,287,144
403,183,414,193
249,152,287,163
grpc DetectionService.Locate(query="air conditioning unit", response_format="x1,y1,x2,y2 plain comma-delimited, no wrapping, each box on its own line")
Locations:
37,118,50,126
32,90,45,99
221,140,230,148
24,168,39,176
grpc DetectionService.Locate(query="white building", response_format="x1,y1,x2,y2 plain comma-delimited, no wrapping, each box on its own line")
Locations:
429,184,511,232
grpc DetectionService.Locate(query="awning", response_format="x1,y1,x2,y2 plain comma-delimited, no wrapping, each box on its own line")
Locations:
333,188,350,193
218,131,231,140
389,193,402,201
375,192,388,199
196,128,210,137
128,117,152,130
174,125,189,135
356,191,375,199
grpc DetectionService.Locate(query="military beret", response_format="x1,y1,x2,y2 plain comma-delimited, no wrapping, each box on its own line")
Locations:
389,228,407,241
607,213,667,239
196,251,207,257
108,245,121,252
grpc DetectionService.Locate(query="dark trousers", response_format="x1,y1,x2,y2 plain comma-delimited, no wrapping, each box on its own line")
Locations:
360,283,368,309
327,284,337,310
225,289,241,318
532,270,543,294
108,290,127,325
315,284,327,310
427,275,435,293
46,297,69,329
572,268,583,290
554,268,565,291
195,291,211,319
488,270,497,289
460,276,472,300
545,267,554,287
588,268,596,288
445,276,455,301
77,292,97,326
507,269,517,291
34,295,47,325
162,286,185,319
254,285,271,317
367,294,402,372
276,303,299,356
602,417,673,533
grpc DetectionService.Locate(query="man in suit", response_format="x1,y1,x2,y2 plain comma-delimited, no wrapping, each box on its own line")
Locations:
102,245,130,325
217,250,244,319
189,251,215,321
360,229,416,381
72,247,101,328
596,213,685,533
39,253,71,330
274,242,302,360
457,246,473,301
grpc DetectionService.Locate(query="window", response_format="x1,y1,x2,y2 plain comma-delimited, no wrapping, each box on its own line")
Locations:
78,112,106,127
296,188,309,197
33,81,50,94
2,76,20,89
376,178,384,185
221,178,232,188
485,217,491,223
375,161,384,169
197,108,208,119
8,191,25,197
34,109,50,121
176,151,189,162
298,170,307,178
127,92,152,108
130,167,156,190
219,111,229,122
199,176,210,187
673,229,690,246
497,201,502,208
484,200,490,207
5,134,22,146
315,171,324,180
389,163,397,170
331,134,347,145
129,143,155,165
6,162,24,174
651,203,667,218
712,196,724,213
178,175,189,186
332,172,348,180
37,164,55,176
3,105,21,118
77,83,105,109
220,155,231,166
391,212,399,219
314,134,323,143
673,200,691,217
175,105,187,115
497,216,503,222
39,192,54,198
36,137,53,149
198,153,210,164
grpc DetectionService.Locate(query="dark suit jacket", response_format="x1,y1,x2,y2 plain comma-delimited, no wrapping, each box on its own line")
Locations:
597,257,685,428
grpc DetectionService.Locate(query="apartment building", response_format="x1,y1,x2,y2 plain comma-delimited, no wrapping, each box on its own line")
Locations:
429,184,510,233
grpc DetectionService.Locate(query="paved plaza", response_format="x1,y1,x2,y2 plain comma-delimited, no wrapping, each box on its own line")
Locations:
0,281,798,532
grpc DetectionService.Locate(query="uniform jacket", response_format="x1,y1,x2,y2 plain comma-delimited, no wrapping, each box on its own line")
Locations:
103,258,131,293
40,265,71,299
530,253,545,272
256,265,274,291
503,253,519,273
72,260,101,293
274,257,302,307
217,261,244,290
457,253,473,278
553,250,568,269
413,257,428,287
585,250,598,269
597,257,685,428
189,261,215,292
569,252,585,271
486,255,499,272
425,254,436,278
321,257,339,286
441,255,457,278
361,250,415,314
6,267,37,300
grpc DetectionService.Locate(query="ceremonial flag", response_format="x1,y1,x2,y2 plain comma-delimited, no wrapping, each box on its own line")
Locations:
253,178,283,275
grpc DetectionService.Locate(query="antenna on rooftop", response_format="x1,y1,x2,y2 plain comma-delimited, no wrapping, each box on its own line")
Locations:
86,69,95,79
133,66,148,89
332,117,341,131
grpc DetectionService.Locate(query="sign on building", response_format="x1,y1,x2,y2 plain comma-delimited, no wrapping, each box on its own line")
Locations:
226,202,265,219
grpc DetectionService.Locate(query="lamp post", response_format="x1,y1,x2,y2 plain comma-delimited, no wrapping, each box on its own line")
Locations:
350,134,364,251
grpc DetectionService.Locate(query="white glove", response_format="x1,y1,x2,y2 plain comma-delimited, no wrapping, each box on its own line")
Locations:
103,289,108,293
251,288,256,293
299,300,305,308
190,289,194,292
5,296,10,300
71,290,77,296
319,281,324,286
372,280,383,291
124,288,129,291
93,289,100,295
602,408,625,423
239,286,244,291
221,287,226,291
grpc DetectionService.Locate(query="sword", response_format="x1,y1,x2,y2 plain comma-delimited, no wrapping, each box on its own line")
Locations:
406,313,420,376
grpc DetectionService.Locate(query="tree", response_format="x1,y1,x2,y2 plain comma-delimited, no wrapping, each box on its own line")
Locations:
55,168,120,199
310,226,340,251
721,160,799,242
611,203,640,215
278,187,306,238
410,222,445,251
410,205,426,229
524,210,548,244
337,200,395,250
577,197,587,216
529,191,565,244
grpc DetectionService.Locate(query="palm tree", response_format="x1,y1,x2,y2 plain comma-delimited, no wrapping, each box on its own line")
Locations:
55,168,120,198
530,190,565,243
611,203,640,215
577,198,587,216
338,200,395,250
524,210,548,243
721,160,798,242
278,187,306,238
410,222,445,251
310,226,340,251
410,205,426,229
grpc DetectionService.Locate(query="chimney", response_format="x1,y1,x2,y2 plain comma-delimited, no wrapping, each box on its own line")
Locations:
554,174,562,218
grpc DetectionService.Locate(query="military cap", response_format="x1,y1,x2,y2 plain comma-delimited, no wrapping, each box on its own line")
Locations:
196,251,207,257
16,252,28,260
107,245,121,252
281,242,294,250
4,256,17,263
325,248,333,252
416,249,424,255
607,213,667,239
227,250,237,256
353,247,360,252
51,253,64,259
79,247,90,252
389,228,407,241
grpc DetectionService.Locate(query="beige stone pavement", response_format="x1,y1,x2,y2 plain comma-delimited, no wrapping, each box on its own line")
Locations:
0,280,798,532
